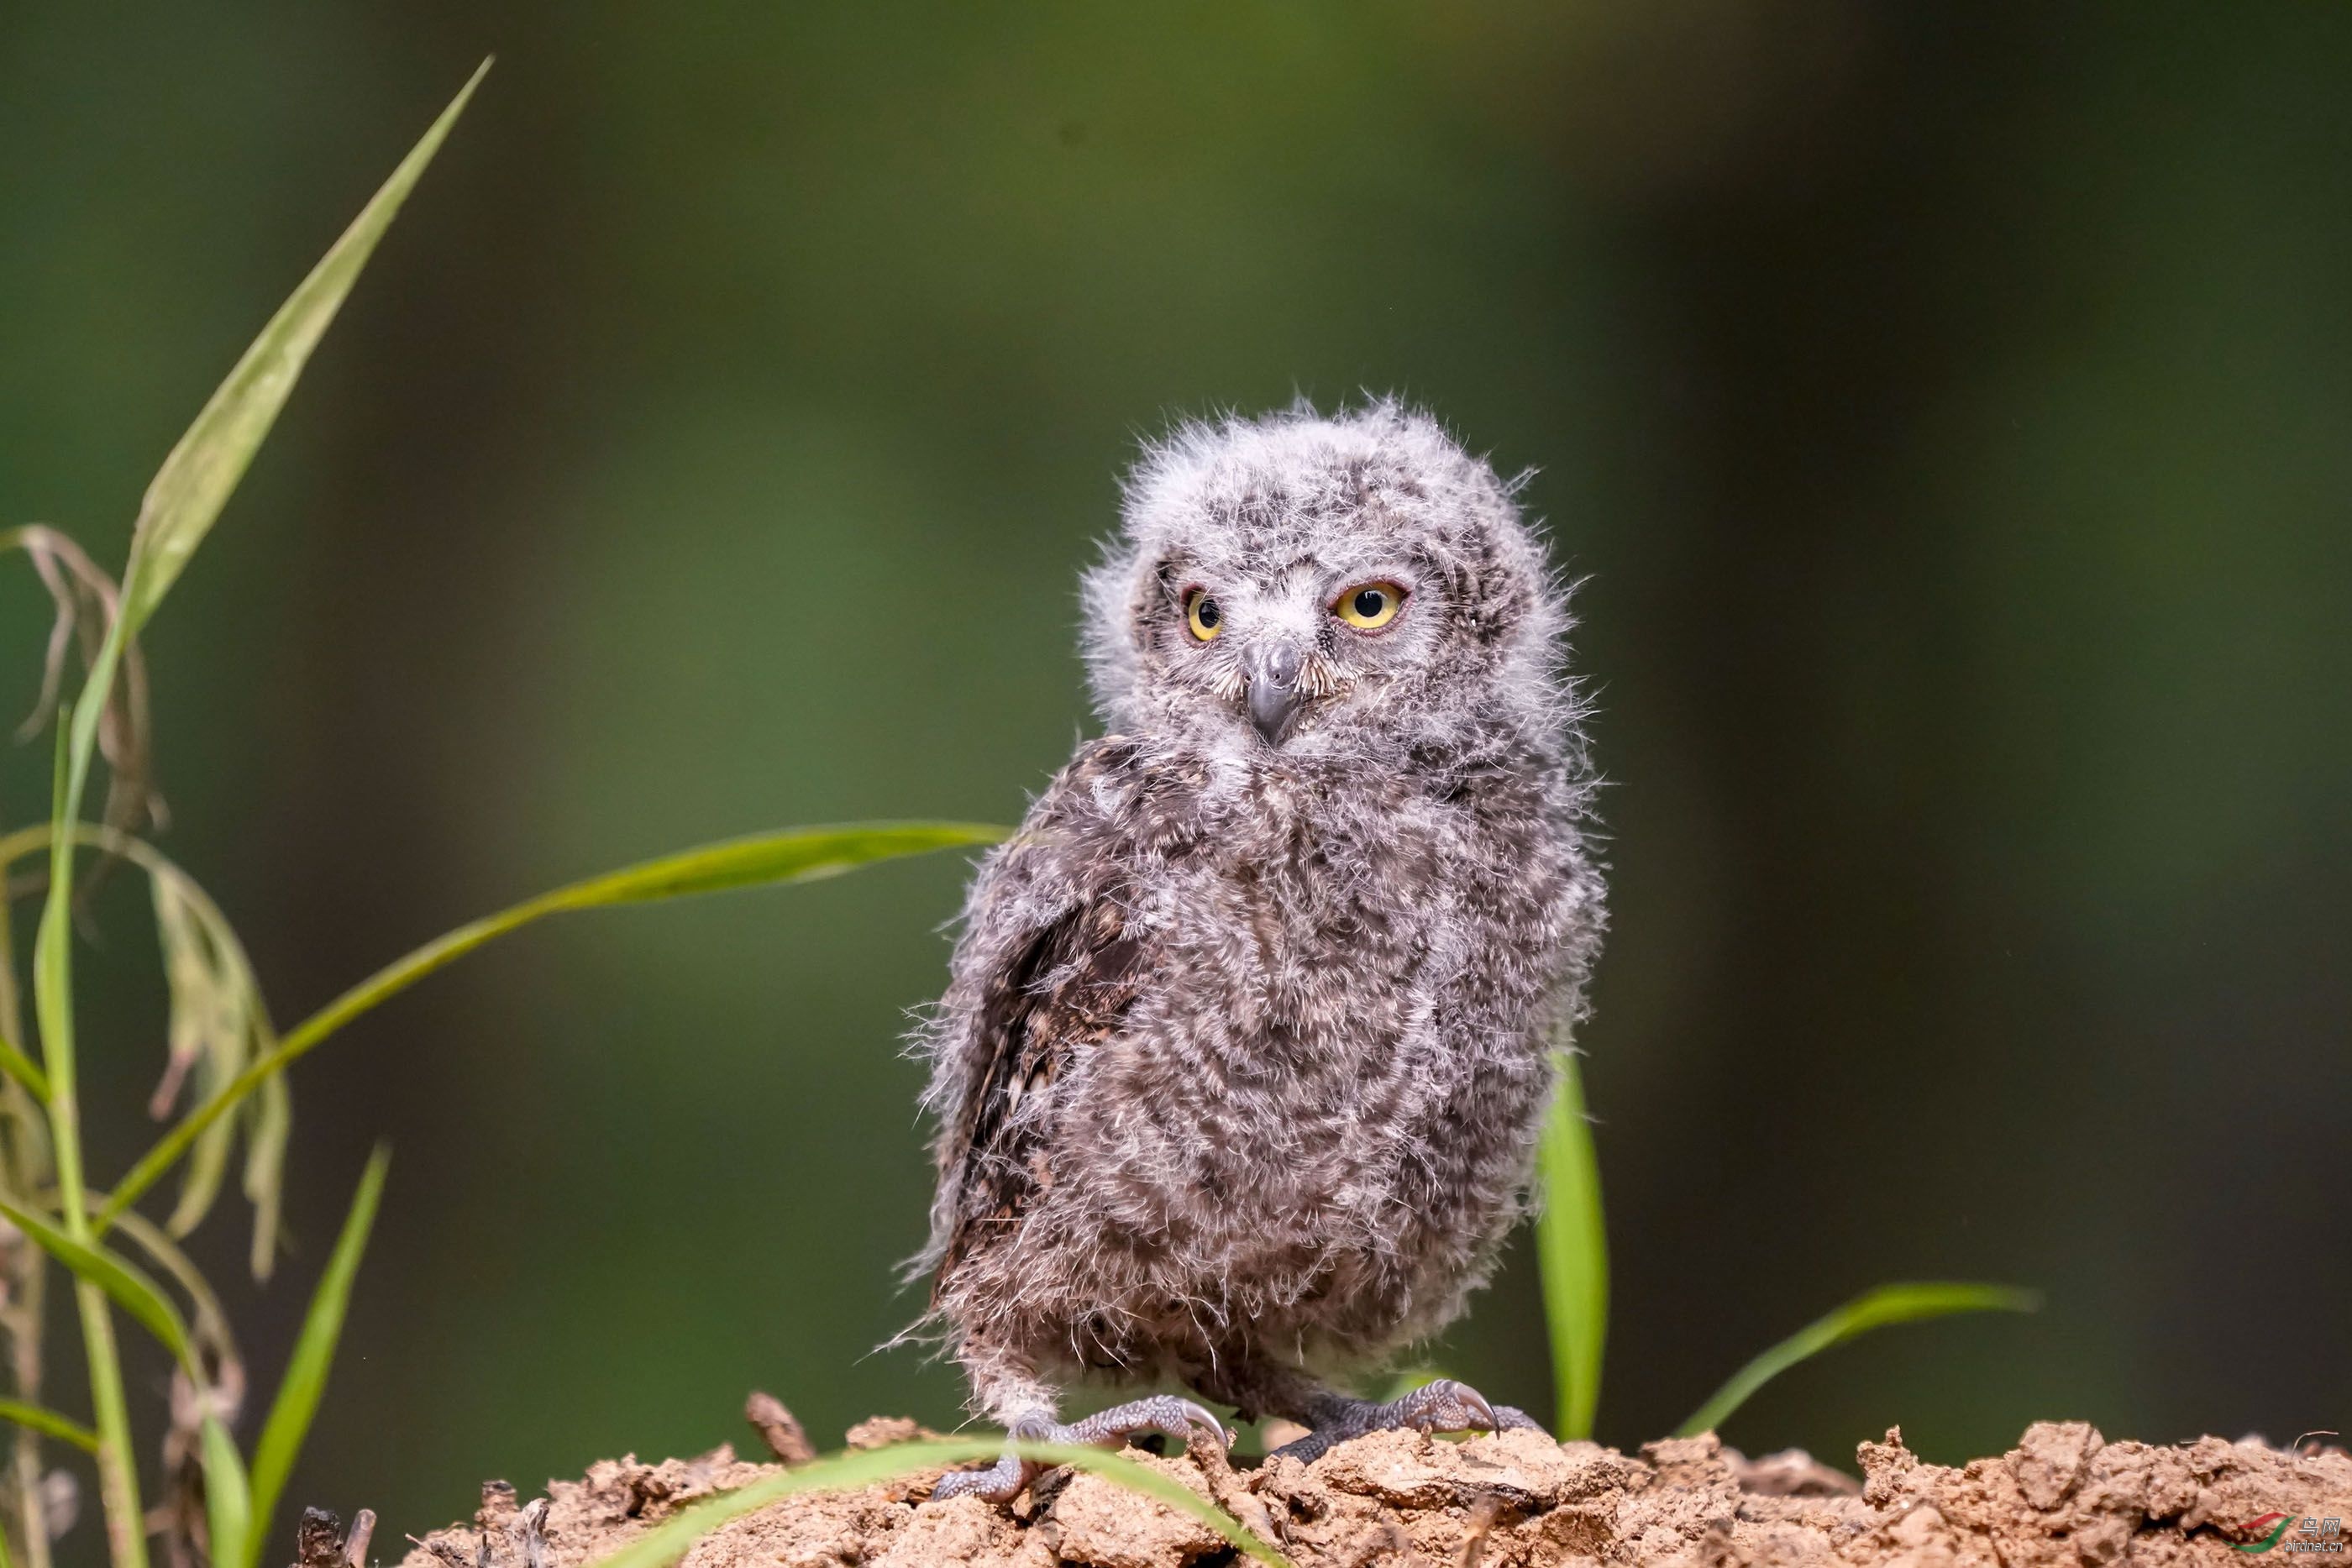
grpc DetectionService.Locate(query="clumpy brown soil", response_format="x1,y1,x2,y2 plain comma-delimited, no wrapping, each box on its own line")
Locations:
399,1417,2349,1568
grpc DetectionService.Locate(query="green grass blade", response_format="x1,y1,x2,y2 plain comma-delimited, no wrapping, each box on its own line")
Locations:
522,822,1007,905
200,1417,251,1568
150,865,254,1242
71,1288,142,1568
1534,1047,1607,1440
0,821,279,1256
0,1200,199,1375
244,1147,388,1560
10,121,490,1568
27,714,150,1568
1675,1282,2041,1438
239,1072,291,1278
0,1033,50,1103
117,60,489,637
0,1403,98,1455
31,713,84,1204
32,63,488,947
585,1439,1289,1568
97,822,1003,1230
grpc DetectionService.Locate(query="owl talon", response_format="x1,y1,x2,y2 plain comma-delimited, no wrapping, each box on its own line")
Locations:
1394,1377,1497,1435
1061,1394,1235,1453
928,1450,1036,1504
929,1398,1234,1505
1271,1379,1543,1465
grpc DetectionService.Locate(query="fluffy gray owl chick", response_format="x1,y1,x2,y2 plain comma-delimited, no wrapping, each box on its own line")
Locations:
920,399,1604,1501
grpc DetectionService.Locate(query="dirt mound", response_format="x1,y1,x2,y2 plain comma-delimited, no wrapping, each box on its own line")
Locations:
398,1419,2349,1568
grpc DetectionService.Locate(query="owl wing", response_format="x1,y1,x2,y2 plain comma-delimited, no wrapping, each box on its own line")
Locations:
929,738,1180,1300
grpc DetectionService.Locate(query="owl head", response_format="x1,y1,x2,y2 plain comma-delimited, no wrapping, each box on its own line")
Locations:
1081,399,1576,767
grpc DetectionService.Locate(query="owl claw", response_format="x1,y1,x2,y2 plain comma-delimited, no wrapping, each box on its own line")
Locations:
1270,1379,1546,1466
929,1450,1034,1504
1059,1393,1234,1453
1395,1377,1497,1435
928,1397,1235,1505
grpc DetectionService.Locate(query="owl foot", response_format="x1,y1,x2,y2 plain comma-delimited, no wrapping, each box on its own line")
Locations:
929,1396,1233,1504
1270,1378,1546,1466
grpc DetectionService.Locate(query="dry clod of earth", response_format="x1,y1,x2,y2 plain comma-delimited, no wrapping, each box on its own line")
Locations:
398,1417,2350,1568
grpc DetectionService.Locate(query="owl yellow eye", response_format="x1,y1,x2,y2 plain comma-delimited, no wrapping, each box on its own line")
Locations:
1332,581,1404,631
1184,588,1224,641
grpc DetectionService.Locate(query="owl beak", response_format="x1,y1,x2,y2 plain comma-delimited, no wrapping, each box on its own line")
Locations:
1246,642,1305,745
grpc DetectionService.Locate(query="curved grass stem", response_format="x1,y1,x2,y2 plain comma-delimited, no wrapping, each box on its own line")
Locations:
87,822,1001,1233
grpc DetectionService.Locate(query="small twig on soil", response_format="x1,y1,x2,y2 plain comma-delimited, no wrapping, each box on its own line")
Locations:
744,1391,816,1465
344,1509,377,1568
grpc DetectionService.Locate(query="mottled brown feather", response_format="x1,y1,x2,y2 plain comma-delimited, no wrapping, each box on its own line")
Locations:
933,873,1147,1298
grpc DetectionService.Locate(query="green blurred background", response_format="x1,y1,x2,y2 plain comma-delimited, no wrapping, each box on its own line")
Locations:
3,3,2348,1557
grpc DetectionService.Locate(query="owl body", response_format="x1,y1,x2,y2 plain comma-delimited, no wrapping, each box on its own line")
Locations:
920,401,1603,1433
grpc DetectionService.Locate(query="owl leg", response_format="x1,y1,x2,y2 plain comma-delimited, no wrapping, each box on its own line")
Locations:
930,1346,1231,1504
1231,1369,1546,1466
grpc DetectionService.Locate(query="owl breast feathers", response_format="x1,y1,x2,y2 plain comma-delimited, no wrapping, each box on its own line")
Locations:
918,399,1603,1413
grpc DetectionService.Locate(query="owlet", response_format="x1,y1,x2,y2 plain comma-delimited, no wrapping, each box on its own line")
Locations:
917,400,1604,1499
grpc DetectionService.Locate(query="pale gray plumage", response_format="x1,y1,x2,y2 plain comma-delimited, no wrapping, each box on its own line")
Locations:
916,399,1604,1497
